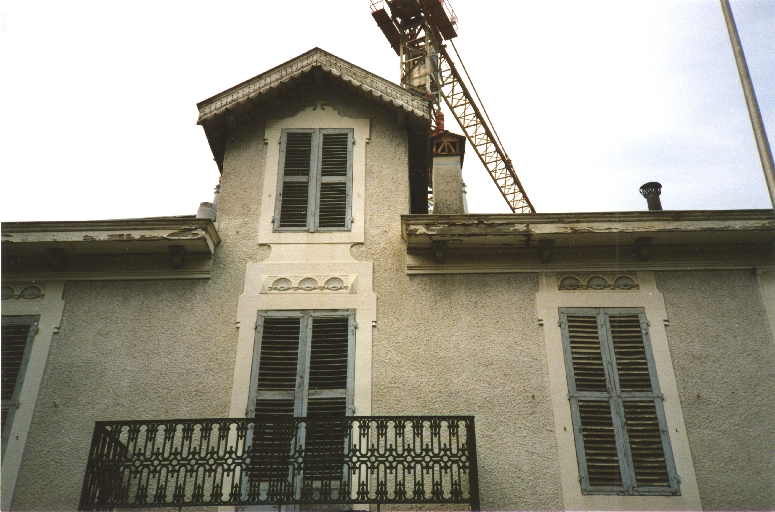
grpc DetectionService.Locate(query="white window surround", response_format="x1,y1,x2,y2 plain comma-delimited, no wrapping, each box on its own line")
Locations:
258,103,370,245
536,272,701,510
1,282,65,511
230,245,376,421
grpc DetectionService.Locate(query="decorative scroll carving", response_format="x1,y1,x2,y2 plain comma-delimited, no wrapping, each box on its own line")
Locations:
558,274,639,291
2,284,45,300
264,275,354,293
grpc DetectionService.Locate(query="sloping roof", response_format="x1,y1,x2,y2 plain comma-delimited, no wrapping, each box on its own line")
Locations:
197,47,431,124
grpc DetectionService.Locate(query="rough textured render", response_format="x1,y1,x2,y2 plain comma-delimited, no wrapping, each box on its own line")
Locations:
10,107,269,511
656,270,775,510
352,116,564,508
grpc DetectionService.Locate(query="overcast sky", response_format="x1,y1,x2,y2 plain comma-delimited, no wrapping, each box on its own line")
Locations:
1,0,773,221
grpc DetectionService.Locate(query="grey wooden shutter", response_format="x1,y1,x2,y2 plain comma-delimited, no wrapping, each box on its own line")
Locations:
249,311,355,486
562,312,625,490
303,313,353,482
249,311,355,418
607,313,678,492
275,130,316,230
2,316,38,451
249,314,305,417
560,308,679,496
315,129,352,231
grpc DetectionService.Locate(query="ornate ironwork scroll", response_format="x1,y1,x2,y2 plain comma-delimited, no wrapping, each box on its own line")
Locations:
79,416,479,511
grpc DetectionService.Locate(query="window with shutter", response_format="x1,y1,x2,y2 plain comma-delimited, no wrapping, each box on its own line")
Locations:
2,316,39,454
246,310,355,492
559,308,680,496
275,129,353,232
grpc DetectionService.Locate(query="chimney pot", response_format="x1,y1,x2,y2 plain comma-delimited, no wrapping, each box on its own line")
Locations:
639,182,663,211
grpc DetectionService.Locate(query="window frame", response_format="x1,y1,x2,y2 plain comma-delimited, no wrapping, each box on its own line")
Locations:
559,307,681,496
273,128,354,233
247,309,356,418
1,315,39,455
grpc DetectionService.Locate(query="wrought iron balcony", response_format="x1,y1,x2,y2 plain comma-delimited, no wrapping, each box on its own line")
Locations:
79,416,479,510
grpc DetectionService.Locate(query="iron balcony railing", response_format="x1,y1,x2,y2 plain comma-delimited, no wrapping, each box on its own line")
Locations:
79,416,479,510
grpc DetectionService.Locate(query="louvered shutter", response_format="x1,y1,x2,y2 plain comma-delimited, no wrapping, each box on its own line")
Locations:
303,316,351,481
563,314,624,488
607,314,675,491
248,311,355,486
276,130,315,230
560,308,679,496
274,129,353,232
2,316,38,450
315,130,352,230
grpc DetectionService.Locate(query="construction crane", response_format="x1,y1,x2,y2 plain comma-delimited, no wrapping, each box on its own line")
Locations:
370,0,535,213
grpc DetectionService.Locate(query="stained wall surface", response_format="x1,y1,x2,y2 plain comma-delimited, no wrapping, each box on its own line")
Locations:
656,270,775,510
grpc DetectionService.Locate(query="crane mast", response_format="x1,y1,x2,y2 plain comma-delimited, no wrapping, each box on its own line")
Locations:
371,0,535,213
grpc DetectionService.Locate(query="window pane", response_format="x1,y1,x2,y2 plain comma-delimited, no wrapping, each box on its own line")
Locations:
578,400,623,488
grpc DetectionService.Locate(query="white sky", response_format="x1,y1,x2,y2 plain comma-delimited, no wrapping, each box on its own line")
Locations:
0,0,773,221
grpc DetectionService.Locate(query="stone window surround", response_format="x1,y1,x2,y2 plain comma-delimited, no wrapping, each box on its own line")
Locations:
1,282,65,511
536,272,701,510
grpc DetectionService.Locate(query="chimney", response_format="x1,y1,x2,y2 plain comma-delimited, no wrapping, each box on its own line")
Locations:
639,182,663,211
430,126,467,214
196,178,222,221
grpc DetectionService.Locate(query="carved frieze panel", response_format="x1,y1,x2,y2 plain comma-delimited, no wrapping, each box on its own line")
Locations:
557,274,639,291
261,275,356,294
2,284,45,300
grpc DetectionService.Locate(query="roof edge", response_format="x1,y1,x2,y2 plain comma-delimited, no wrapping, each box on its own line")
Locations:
196,47,431,123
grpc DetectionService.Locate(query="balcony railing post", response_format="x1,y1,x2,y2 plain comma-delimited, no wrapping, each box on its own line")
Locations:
467,417,481,511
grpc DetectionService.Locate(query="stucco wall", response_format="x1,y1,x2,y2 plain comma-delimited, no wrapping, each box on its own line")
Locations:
656,270,775,510
12,81,565,510
352,121,564,509
10,104,269,510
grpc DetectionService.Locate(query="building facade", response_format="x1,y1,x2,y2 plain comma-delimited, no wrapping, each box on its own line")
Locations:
2,48,775,511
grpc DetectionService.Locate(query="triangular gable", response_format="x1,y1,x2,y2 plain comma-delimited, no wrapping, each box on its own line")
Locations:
197,47,430,124
196,47,430,172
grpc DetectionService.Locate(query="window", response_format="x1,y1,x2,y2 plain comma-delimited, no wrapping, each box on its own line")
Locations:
2,316,38,455
246,310,355,493
559,308,680,496
274,129,353,232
